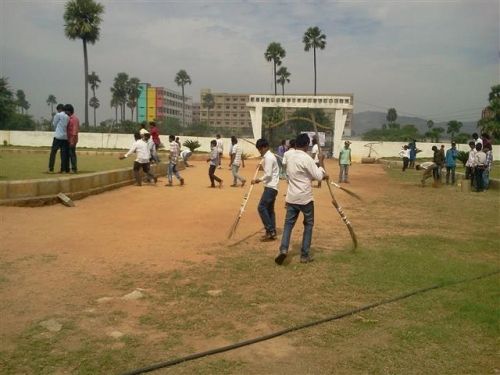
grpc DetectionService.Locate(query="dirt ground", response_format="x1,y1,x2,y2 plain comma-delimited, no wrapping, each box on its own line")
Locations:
1,158,495,374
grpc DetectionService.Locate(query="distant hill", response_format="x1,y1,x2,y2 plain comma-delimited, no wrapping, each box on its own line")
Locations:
351,111,478,137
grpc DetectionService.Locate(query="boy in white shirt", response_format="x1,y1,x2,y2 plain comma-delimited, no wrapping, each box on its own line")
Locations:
251,138,280,241
216,134,223,169
207,139,223,188
119,133,157,186
167,134,184,186
276,134,326,265
311,136,321,188
229,136,246,187
398,145,410,171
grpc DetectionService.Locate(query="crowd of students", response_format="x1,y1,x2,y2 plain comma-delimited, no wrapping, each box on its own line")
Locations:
407,132,494,192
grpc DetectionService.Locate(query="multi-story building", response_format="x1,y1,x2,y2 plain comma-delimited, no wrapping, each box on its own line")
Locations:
192,102,201,124
136,83,192,125
199,89,353,136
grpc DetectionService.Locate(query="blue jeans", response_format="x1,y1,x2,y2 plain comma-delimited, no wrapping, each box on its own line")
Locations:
167,162,181,183
279,201,314,257
258,187,278,234
339,164,349,182
483,169,490,190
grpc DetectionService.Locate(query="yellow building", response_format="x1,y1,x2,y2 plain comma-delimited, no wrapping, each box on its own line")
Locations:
147,87,157,122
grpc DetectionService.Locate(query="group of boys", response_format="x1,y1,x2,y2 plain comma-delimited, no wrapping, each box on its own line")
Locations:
48,104,80,173
416,132,493,192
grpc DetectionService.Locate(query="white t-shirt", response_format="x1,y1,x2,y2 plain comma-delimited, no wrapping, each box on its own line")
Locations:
231,143,243,166
311,144,320,163
124,139,151,163
282,148,296,166
216,138,223,153
285,149,325,205
399,149,410,158
259,150,279,190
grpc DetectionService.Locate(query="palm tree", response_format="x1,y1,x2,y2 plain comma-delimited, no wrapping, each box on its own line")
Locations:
264,42,286,95
46,94,57,118
446,120,463,142
110,72,129,122
276,66,291,95
202,93,215,126
127,77,141,121
174,70,192,127
89,96,100,126
427,120,434,130
303,26,326,95
0,77,16,125
110,94,119,124
64,0,104,126
15,90,29,114
87,71,100,126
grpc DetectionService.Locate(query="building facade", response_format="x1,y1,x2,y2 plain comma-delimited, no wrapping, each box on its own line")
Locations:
136,84,192,125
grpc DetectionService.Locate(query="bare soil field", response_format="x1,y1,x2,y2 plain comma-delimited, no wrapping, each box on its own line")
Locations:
0,159,498,374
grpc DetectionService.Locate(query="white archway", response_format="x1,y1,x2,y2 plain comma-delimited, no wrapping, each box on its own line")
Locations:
246,94,353,157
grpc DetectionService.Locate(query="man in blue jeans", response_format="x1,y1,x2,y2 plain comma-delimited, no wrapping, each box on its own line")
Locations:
275,133,327,265
251,138,279,241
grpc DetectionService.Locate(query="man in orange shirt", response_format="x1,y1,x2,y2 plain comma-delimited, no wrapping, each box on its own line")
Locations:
65,104,80,173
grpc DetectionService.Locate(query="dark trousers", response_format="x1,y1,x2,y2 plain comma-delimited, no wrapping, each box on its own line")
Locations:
402,157,409,171
208,165,221,186
474,168,484,192
258,187,278,234
133,161,155,185
69,146,77,172
48,138,69,172
446,166,456,184
279,201,315,257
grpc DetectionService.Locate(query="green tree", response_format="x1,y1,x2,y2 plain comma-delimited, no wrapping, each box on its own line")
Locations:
427,119,434,130
454,132,470,144
276,66,291,95
110,72,129,122
127,77,141,121
46,94,57,118
202,93,215,127
446,120,463,141
87,71,100,126
478,84,500,140
110,94,119,124
15,90,29,114
303,26,326,95
64,0,104,126
264,42,286,95
0,77,16,127
174,70,192,127
386,108,397,125
89,96,100,126
431,126,445,142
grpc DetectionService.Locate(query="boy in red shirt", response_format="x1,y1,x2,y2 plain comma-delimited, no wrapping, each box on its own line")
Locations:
64,104,80,173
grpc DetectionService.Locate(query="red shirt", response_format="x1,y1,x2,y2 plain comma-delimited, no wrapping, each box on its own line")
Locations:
150,126,160,145
67,114,80,146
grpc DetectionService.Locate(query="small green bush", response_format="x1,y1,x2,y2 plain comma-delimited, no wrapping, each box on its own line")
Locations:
183,139,201,152
457,151,468,166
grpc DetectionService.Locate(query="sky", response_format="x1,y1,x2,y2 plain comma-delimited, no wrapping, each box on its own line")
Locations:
1,0,499,125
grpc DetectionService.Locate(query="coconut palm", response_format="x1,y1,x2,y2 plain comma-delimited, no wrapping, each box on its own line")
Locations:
110,94,119,124
174,70,192,127
46,94,57,117
264,42,286,95
110,72,129,122
64,0,104,126
87,71,100,126
386,108,397,125
276,66,291,95
202,93,215,126
89,96,100,126
15,90,29,114
126,77,141,121
303,26,326,95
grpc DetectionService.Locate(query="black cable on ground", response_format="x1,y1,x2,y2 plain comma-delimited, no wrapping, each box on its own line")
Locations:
121,270,499,375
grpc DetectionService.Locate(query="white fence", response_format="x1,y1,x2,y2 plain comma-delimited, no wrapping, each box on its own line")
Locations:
1,130,498,162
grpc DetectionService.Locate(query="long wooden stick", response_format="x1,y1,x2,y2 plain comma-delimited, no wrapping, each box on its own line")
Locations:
227,159,263,239
311,113,358,250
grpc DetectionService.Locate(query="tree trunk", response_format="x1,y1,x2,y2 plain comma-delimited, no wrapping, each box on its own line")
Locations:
131,107,134,122
207,107,210,127
313,46,317,95
273,62,277,95
83,39,89,126
282,83,285,95
182,85,185,127
93,107,96,127
115,106,118,124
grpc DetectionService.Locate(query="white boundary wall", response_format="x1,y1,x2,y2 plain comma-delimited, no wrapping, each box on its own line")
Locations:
1,130,499,162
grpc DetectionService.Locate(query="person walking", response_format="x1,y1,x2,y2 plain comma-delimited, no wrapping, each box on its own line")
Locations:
338,141,352,183
216,134,223,169
229,136,246,187
251,138,279,241
149,121,161,163
166,134,184,186
65,104,80,173
275,133,326,265
399,145,410,171
311,137,322,187
119,132,157,186
48,104,69,173
445,142,458,185
207,139,223,188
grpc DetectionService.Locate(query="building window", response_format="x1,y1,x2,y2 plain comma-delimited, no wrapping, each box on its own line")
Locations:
251,97,255,102
334,99,338,103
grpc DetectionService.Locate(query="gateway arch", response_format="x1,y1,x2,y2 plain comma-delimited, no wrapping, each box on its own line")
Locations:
246,94,353,157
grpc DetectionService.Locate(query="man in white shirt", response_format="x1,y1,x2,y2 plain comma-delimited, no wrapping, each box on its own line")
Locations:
275,134,326,265
230,136,246,187
311,136,322,188
415,161,437,187
216,134,223,169
465,141,477,183
167,134,184,186
251,138,280,241
48,104,69,173
119,133,157,186
473,143,487,192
